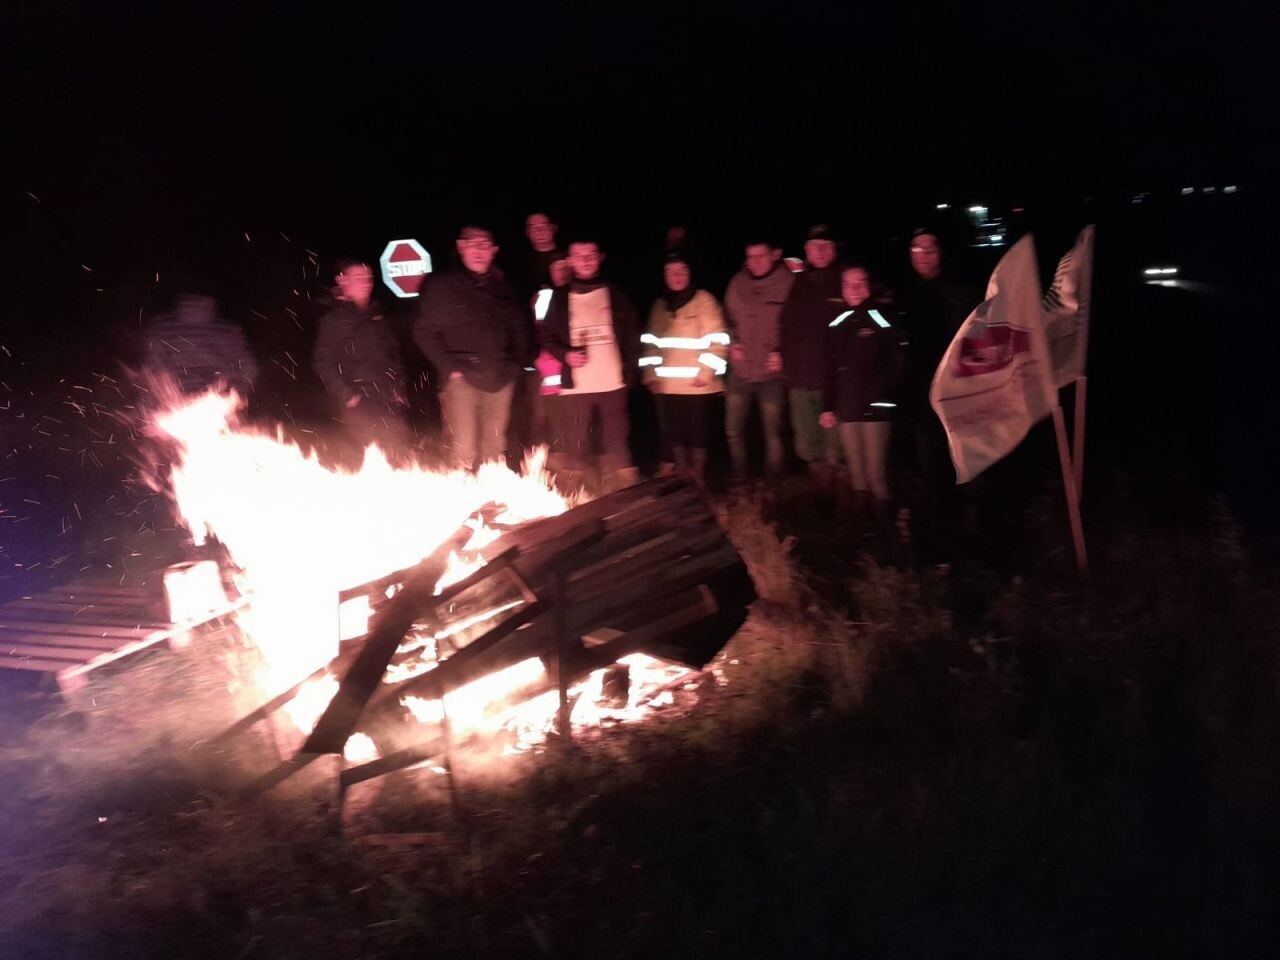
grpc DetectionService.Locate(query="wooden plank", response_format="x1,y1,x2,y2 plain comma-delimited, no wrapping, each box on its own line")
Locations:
347,589,716,789
1,643,106,663
0,607,167,628
0,657,71,683
37,588,155,602
55,633,172,686
210,663,336,744
299,525,472,755
26,599,160,616
0,631,125,651
27,587,156,603
3,600,159,616
0,619,164,640
365,599,548,720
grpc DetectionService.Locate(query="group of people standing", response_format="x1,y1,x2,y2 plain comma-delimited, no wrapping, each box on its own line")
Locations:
311,214,974,516
148,211,975,538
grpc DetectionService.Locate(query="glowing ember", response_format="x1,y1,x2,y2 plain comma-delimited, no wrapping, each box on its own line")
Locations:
402,652,699,755
162,560,229,623
282,673,340,734
343,733,380,764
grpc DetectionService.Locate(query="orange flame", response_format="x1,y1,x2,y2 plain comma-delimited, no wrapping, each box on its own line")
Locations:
150,388,709,762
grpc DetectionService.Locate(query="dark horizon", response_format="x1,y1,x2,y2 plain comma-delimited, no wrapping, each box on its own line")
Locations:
5,3,1276,318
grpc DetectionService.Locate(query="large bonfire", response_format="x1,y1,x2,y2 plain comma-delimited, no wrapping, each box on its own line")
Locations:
148,388,709,766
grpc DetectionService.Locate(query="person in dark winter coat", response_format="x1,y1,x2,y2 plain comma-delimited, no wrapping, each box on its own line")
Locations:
508,224,569,467
723,240,793,487
820,265,906,505
521,212,563,296
146,292,258,396
898,229,976,424
414,226,535,470
896,229,980,543
541,238,641,491
779,224,845,482
313,259,409,460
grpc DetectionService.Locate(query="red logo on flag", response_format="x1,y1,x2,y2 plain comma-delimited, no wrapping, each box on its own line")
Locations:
955,324,1032,377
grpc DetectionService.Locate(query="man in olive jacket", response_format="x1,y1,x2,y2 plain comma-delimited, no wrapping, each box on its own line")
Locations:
415,226,535,470
723,239,794,485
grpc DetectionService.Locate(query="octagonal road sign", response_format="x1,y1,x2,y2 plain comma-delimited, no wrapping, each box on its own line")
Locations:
380,239,432,298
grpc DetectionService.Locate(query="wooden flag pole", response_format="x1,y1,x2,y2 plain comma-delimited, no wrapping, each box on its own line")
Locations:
1072,376,1088,501
1052,403,1089,576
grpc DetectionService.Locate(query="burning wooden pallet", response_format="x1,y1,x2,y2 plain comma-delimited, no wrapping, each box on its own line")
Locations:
0,562,245,697
217,477,755,798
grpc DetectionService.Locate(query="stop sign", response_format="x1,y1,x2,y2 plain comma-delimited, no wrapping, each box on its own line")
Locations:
379,239,432,298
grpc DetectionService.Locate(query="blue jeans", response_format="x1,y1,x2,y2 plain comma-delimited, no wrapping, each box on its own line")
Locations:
725,377,785,480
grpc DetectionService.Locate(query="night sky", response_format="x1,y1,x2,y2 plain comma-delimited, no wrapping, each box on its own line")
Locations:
3,2,1276,343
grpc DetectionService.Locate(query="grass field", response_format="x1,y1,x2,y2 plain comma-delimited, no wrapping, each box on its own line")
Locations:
3,471,1279,959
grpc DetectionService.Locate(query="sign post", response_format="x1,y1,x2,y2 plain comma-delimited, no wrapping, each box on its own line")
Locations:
379,239,432,299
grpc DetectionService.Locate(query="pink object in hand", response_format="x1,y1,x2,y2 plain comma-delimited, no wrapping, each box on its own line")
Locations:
535,350,562,396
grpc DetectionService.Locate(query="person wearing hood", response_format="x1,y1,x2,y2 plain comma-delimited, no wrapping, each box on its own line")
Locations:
542,237,641,492
723,238,794,490
642,254,728,484
415,225,535,471
820,264,906,528
779,224,845,486
313,258,408,459
146,287,258,397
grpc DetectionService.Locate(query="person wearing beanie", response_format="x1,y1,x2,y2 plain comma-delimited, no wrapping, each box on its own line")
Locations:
779,224,845,488
641,254,728,485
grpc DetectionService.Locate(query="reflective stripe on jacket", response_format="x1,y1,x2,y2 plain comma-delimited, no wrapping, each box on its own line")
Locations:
642,290,728,395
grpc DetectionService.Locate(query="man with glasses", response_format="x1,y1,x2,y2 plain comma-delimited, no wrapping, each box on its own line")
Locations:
415,226,534,471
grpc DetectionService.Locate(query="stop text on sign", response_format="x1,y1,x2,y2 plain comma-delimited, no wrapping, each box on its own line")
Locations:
379,239,433,298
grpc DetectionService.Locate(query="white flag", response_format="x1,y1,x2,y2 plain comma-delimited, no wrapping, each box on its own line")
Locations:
930,234,1059,484
1042,225,1094,388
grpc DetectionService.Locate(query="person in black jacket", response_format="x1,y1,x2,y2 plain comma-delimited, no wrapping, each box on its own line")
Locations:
541,237,641,492
414,226,535,471
522,212,563,295
897,228,980,551
146,289,258,397
313,259,409,461
820,265,906,509
780,224,846,486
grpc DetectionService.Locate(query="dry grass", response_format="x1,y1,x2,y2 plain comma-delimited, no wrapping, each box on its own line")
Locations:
2,492,1280,958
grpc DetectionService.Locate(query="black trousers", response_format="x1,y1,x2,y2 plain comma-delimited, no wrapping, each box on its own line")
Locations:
553,387,632,474
655,392,714,459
